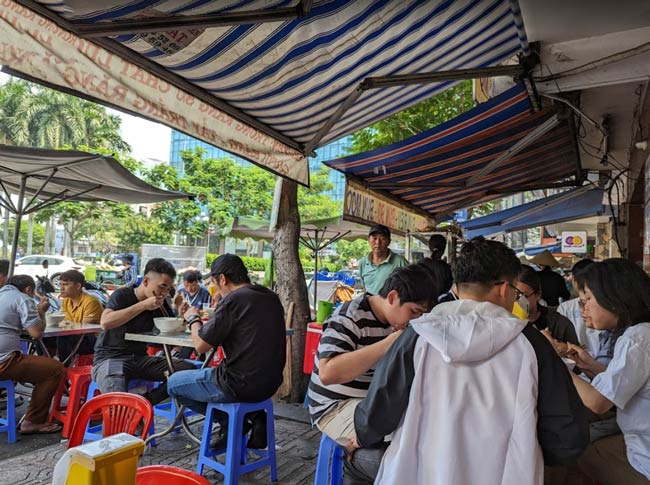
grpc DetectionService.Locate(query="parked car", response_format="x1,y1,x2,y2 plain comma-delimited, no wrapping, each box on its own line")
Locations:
14,255,85,289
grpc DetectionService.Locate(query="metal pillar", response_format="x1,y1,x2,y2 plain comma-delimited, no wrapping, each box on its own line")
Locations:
9,176,27,275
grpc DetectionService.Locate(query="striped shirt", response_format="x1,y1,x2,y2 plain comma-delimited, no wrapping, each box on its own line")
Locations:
307,295,393,424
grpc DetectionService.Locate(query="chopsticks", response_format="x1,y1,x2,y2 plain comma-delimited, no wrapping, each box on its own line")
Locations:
159,300,171,318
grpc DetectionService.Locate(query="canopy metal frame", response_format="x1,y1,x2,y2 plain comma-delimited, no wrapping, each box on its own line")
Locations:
0,148,188,274
1,155,108,273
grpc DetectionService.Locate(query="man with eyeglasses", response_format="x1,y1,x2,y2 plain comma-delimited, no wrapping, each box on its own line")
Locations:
344,237,589,485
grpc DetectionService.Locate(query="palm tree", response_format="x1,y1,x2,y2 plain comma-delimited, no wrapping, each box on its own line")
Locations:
0,79,131,152
0,78,133,254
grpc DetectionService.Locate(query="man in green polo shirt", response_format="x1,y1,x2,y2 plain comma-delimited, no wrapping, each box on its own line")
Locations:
358,225,408,294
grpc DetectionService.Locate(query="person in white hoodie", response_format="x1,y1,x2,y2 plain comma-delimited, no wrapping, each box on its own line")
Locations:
345,237,589,485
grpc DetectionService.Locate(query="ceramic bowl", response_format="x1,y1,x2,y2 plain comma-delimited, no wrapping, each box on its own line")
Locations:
153,317,184,334
45,312,66,327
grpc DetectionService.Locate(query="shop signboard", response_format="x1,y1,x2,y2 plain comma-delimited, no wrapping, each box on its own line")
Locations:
343,179,434,235
561,231,587,253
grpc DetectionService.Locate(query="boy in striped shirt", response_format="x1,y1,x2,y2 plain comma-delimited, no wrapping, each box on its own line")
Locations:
307,264,435,443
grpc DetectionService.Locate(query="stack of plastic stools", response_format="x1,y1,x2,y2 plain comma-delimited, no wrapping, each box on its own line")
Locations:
49,365,93,438
84,379,156,444
196,399,277,484
314,434,344,485
0,380,17,443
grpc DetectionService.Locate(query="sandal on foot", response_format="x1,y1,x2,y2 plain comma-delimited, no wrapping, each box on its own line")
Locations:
19,422,62,435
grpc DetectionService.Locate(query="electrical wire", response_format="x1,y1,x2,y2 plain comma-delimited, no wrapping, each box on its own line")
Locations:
600,169,629,256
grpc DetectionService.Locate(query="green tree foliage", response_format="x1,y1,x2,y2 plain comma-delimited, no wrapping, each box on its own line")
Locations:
118,214,174,252
334,238,369,265
0,80,136,255
0,79,130,152
32,148,144,255
144,148,341,242
0,218,46,253
143,149,276,241
349,81,475,153
298,165,340,220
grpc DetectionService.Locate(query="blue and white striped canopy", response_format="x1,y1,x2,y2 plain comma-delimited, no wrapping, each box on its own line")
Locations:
31,0,530,151
323,83,582,219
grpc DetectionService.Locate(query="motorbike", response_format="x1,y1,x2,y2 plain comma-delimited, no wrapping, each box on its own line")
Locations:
83,280,109,306
35,260,61,312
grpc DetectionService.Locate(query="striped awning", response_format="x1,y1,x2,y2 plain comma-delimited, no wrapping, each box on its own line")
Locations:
8,0,530,176
324,83,582,219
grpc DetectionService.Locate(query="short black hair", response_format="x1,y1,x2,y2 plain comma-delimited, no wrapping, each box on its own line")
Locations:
144,258,176,279
571,258,594,276
7,274,35,292
583,258,650,332
428,235,447,259
378,264,436,309
59,270,84,285
452,237,521,289
416,258,453,304
0,259,8,276
183,270,202,283
518,265,541,294
572,259,595,291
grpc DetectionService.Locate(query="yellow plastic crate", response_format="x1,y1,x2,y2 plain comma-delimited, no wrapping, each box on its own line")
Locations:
52,433,145,485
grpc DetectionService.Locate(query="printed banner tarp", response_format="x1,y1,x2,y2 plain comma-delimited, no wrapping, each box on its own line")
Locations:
0,1,309,185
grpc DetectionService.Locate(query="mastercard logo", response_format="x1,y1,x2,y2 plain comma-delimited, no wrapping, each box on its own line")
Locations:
565,236,583,246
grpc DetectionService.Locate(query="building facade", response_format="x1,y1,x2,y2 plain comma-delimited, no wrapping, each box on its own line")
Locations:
169,130,349,200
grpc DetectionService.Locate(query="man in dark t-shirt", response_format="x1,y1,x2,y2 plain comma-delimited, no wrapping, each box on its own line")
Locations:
167,254,286,449
92,258,195,405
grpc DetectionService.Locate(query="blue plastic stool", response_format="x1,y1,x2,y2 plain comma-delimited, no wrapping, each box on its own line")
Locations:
84,379,156,443
0,380,17,443
196,399,277,484
314,434,344,485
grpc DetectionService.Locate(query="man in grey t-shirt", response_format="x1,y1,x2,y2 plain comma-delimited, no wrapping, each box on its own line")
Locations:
0,275,64,434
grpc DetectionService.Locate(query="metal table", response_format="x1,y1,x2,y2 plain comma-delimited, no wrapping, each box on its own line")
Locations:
23,323,102,366
125,330,214,445
125,329,295,445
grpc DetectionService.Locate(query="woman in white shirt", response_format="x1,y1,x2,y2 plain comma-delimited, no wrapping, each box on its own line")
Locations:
567,258,650,483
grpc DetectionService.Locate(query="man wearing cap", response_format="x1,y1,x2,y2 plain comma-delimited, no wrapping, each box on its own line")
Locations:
167,254,286,450
358,225,408,295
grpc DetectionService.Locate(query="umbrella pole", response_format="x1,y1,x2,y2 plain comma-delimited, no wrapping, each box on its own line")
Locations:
313,240,318,318
9,176,27,276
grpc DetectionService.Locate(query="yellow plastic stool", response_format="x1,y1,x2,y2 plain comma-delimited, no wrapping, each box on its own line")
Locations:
52,433,145,485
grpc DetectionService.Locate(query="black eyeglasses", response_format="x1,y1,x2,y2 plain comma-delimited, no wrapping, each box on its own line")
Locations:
494,281,523,299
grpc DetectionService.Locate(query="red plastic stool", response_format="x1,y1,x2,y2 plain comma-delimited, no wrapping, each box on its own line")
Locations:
137,465,211,484
49,365,93,438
